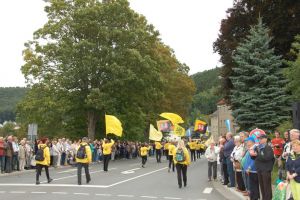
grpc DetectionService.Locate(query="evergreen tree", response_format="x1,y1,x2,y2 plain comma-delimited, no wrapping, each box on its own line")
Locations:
231,19,290,131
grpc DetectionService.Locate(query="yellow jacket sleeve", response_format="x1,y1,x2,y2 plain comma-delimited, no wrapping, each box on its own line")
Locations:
45,146,51,166
86,145,92,163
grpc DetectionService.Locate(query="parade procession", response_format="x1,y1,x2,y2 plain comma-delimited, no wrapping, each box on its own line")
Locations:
1,0,300,200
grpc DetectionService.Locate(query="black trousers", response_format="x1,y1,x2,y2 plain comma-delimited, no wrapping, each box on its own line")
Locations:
168,155,175,171
36,164,50,181
164,150,169,160
103,154,110,171
156,149,161,163
176,163,187,187
196,150,201,159
249,172,260,200
77,163,91,184
222,163,229,184
141,156,147,165
236,171,246,191
208,161,217,180
190,150,196,161
258,171,272,200
5,156,12,173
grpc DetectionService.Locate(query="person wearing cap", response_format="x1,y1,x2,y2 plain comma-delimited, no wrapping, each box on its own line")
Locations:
76,137,92,185
35,138,53,185
252,134,274,200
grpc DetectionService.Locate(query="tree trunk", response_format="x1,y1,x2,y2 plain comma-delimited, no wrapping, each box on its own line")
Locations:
87,111,98,140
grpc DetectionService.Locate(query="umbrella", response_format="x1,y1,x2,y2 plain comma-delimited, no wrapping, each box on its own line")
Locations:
249,128,266,143
159,112,184,124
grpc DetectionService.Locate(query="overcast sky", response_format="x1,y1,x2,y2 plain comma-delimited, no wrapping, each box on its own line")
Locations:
0,0,233,87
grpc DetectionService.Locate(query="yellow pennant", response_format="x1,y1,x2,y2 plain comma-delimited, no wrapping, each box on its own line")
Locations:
105,114,123,137
160,112,184,124
149,124,163,141
174,124,185,137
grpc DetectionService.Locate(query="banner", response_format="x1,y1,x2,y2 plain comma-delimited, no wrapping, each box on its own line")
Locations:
149,124,163,141
105,114,123,137
160,112,184,124
194,120,207,132
157,120,172,132
225,119,231,132
174,124,185,137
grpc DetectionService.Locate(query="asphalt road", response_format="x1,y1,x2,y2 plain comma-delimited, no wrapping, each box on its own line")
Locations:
0,156,242,200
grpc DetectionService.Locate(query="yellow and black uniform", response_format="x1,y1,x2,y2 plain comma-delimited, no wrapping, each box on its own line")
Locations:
188,141,197,162
196,142,201,159
140,146,150,167
76,142,92,185
173,147,191,188
35,144,52,184
102,139,115,171
155,141,162,163
168,144,176,172
164,142,170,160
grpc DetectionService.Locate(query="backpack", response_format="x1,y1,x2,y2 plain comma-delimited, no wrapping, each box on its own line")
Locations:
76,144,87,159
175,149,185,162
35,146,45,161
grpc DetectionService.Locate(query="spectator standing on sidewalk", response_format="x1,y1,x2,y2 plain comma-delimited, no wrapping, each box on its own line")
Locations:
0,137,6,173
224,132,235,187
205,141,220,181
5,136,13,173
18,140,26,171
12,136,20,171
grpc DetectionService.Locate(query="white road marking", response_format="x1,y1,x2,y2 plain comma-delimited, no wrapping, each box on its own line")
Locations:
31,191,47,194
202,187,213,194
121,168,141,174
140,196,158,199
95,193,112,196
164,197,182,200
129,163,141,166
74,192,89,195
10,191,26,194
40,168,117,183
0,184,108,188
52,192,67,195
118,194,135,197
107,167,168,187
58,169,77,174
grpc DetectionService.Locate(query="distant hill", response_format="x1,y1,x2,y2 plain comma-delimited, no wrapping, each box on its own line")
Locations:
0,87,27,123
191,67,220,93
189,67,221,117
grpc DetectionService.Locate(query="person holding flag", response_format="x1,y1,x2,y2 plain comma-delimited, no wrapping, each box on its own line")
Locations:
102,139,114,172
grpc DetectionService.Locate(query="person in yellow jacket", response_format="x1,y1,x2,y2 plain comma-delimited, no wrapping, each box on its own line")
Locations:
155,141,162,163
164,141,170,160
35,138,52,185
76,137,92,185
196,142,202,159
188,140,197,162
140,143,150,168
168,141,176,172
173,140,191,188
102,139,114,172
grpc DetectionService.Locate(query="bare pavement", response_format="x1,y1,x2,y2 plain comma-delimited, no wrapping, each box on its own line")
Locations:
0,157,243,200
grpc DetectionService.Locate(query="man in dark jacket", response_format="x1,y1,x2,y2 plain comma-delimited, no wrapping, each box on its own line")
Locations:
5,136,13,173
254,134,274,200
224,132,235,187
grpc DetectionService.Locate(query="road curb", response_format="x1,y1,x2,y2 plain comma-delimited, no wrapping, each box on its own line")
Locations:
212,180,246,200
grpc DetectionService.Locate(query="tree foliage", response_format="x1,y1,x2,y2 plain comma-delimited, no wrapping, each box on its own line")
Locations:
214,0,300,101
18,0,195,140
231,19,290,131
285,35,300,101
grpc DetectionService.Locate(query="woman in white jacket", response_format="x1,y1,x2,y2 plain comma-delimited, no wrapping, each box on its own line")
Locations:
230,135,246,192
205,142,220,181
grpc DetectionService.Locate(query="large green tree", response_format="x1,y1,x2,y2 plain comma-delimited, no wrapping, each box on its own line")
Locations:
19,0,195,139
214,0,300,101
231,19,290,131
285,35,300,101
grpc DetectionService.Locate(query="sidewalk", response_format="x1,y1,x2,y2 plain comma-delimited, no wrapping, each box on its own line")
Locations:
212,180,246,200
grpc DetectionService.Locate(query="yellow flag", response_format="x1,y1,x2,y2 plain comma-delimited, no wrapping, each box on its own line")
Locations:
105,114,123,137
160,112,184,124
149,124,163,141
204,135,214,147
174,124,185,137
